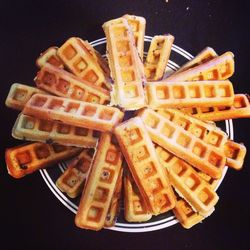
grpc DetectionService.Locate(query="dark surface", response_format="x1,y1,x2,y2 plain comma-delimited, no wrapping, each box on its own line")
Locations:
1,0,250,249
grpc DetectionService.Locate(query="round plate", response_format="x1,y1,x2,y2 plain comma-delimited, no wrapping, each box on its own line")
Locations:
40,36,233,233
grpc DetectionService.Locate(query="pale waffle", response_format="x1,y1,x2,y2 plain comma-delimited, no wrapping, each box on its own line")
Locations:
181,94,250,121
36,47,64,68
103,17,146,110
23,94,124,132
5,142,81,179
5,83,48,111
57,37,111,90
146,80,234,109
174,47,217,74
144,35,174,81
123,14,146,60
115,117,176,215
12,113,99,148
124,171,152,222
56,149,94,198
157,109,246,171
166,52,234,81
138,109,226,179
75,133,123,231
35,63,110,105
105,167,123,227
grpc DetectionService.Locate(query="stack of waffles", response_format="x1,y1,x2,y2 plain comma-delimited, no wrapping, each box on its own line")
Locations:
5,14,249,231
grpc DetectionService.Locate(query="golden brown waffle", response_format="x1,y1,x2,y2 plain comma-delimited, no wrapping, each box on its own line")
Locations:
115,117,176,215
166,52,234,81
12,113,99,148
144,35,174,81
173,197,205,229
36,47,64,68
123,14,146,59
56,149,94,198
175,47,217,74
224,140,246,170
196,170,219,190
138,109,226,179
103,17,146,110
23,94,124,132
104,167,123,227
146,80,234,109
75,133,123,231
35,64,110,105
57,37,111,90
124,171,152,222
181,94,250,121
5,83,48,111
156,147,219,215
5,142,81,179
157,109,246,171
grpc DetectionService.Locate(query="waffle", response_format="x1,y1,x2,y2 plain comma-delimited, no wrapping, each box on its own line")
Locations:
12,113,99,148
115,117,176,215
36,47,64,68
224,140,246,170
75,133,123,231
166,52,234,81
57,37,111,90
196,170,219,190
124,171,152,222
104,167,123,227
5,83,48,111
175,47,217,74
138,109,226,179
181,94,250,121
56,149,94,198
103,17,146,110
123,14,146,60
144,35,174,81
5,142,81,179
35,63,110,105
146,80,234,109
23,94,124,132
157,108,228,147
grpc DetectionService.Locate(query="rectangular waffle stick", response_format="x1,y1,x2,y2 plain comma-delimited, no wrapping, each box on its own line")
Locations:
75,133,123,231
56,149,94,198
146,80,234,109
23,94,124,132
82,40,111,77
5,83,48,111
124,171,152,222
12,113,99,148
138,109,226,179
123,14,146,60
156,109,246,170
181,94,250,121
174,47,217,74
155,145,219,215
36,47,64,68
5,142,81,179
115,117,176,215
57,37,111,90
144,35,174,81
165,52,234,81
104,167,123,227
155,145,216,228
156,108,228,149
103,17,146,110
35,63,110,105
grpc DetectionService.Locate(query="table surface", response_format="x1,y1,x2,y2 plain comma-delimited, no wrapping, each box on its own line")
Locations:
1,1,250,249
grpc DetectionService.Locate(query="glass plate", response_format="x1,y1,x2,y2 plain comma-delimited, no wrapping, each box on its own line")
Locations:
40,36,233,233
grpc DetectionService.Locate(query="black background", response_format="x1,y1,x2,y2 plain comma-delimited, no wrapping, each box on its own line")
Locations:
1,0,250,249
